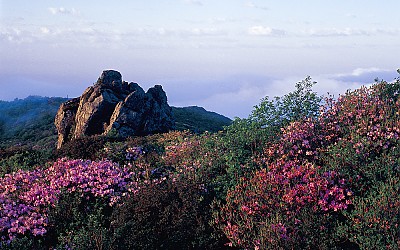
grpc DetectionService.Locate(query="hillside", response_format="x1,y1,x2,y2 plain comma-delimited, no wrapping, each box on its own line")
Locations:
1,77,400,249
0,96,231,147
172,106,232,133
0,96,67,148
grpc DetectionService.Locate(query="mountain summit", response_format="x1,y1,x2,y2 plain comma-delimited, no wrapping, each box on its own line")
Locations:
55,70,175,148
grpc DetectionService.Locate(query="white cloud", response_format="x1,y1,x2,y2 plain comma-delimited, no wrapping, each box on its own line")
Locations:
248,26,285,36
349,67,386,77
303,27,400,37
0,28,33,43
249,26,272,35
187,27,225,36
182,0,203,6
262,74,366,102
312,76,363,97
345,13,357,18
130,26,227,38
245,1,269,11
310,68,399,98
195,83,270,118
330,67,397,85
48,7,79,16
305,27,368,37
209,17,238,25
40,27,50,34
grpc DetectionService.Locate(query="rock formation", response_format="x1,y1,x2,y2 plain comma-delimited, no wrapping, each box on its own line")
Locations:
55,70,175,149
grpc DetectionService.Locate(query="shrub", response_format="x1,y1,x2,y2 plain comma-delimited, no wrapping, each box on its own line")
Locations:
0,148,54,177
214,160,351,249
110,175,226,249
214,79,400,249
0,159,137,247
336,175,400,249
57,135,108,160
47,193,113,250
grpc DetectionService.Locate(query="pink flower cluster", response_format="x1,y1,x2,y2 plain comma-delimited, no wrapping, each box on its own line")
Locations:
126,146,144,161
218,82,400,248
220,160,352,248
0,159,137,243
320,84,400,157
280,118,322,160
0,169,49,243
264,83,400,168
249,160,349,215
163,139,202,167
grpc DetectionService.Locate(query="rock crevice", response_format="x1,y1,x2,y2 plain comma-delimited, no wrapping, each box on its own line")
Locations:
55,70,175,149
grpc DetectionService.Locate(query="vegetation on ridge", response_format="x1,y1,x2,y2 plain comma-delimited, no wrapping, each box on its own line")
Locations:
0,97,231,148
1,72,400,249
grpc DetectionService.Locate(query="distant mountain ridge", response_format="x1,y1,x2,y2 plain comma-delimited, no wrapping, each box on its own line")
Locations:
172,106,232,133
0,96,67,147
0,96,231,147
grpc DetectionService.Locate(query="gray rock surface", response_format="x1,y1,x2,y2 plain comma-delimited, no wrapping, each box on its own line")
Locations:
55,70,175,148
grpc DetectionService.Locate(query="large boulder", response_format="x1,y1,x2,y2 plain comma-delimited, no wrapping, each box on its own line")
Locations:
55,70,175,149
54,97,80,149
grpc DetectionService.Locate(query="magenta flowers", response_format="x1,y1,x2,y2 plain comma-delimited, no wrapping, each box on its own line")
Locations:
0,159,137,243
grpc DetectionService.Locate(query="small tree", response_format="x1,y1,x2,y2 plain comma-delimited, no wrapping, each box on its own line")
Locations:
220,77,322,186
250,76,322,128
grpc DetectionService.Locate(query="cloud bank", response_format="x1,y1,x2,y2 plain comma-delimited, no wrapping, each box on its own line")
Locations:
48,7,79,16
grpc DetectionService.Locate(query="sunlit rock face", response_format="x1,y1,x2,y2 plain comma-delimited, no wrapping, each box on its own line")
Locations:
55,70,175,149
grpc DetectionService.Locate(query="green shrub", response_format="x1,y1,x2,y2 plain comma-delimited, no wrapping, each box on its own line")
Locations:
57,135,108,160
0,147,54,176
110,177,226,249
336,175,400,249
45,192,114,249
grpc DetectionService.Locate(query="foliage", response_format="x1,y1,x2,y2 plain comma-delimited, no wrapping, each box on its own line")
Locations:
0,96,66,148
215,77,323,198
0,159,136,247
110,176,226,249
250,76,322,128
214,78,400,249
172,106,232,133
47,193,113,250
214,159,351,249
2,74,400,249
0,147,54,177
336,174,400,249
56,135,109,160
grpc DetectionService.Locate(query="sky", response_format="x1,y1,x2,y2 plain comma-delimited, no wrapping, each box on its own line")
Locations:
0,0,399,118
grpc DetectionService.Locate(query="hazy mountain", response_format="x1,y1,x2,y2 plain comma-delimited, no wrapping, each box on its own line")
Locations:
0,96,231,147
172,106,232,133
0,96,67,147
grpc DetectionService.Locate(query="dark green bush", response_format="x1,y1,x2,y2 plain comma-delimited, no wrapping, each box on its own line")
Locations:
46,192,113,250
57,135,108,160
110,178,227,249
0,147,54,176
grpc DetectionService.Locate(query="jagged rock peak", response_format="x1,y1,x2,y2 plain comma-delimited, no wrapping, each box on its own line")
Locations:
55,70,175,149
97,70,122,86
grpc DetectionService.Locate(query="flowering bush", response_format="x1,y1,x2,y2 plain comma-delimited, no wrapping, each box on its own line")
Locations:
0,169,49,243
320,82,400,182
2,77,400,249
125,146,144,161
214,160,352,249
214,80,400,249
110,172,226,249
336,173,400,249
0,159,137,245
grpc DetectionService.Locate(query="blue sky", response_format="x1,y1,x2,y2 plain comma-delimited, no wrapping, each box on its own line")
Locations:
1,0,399,118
